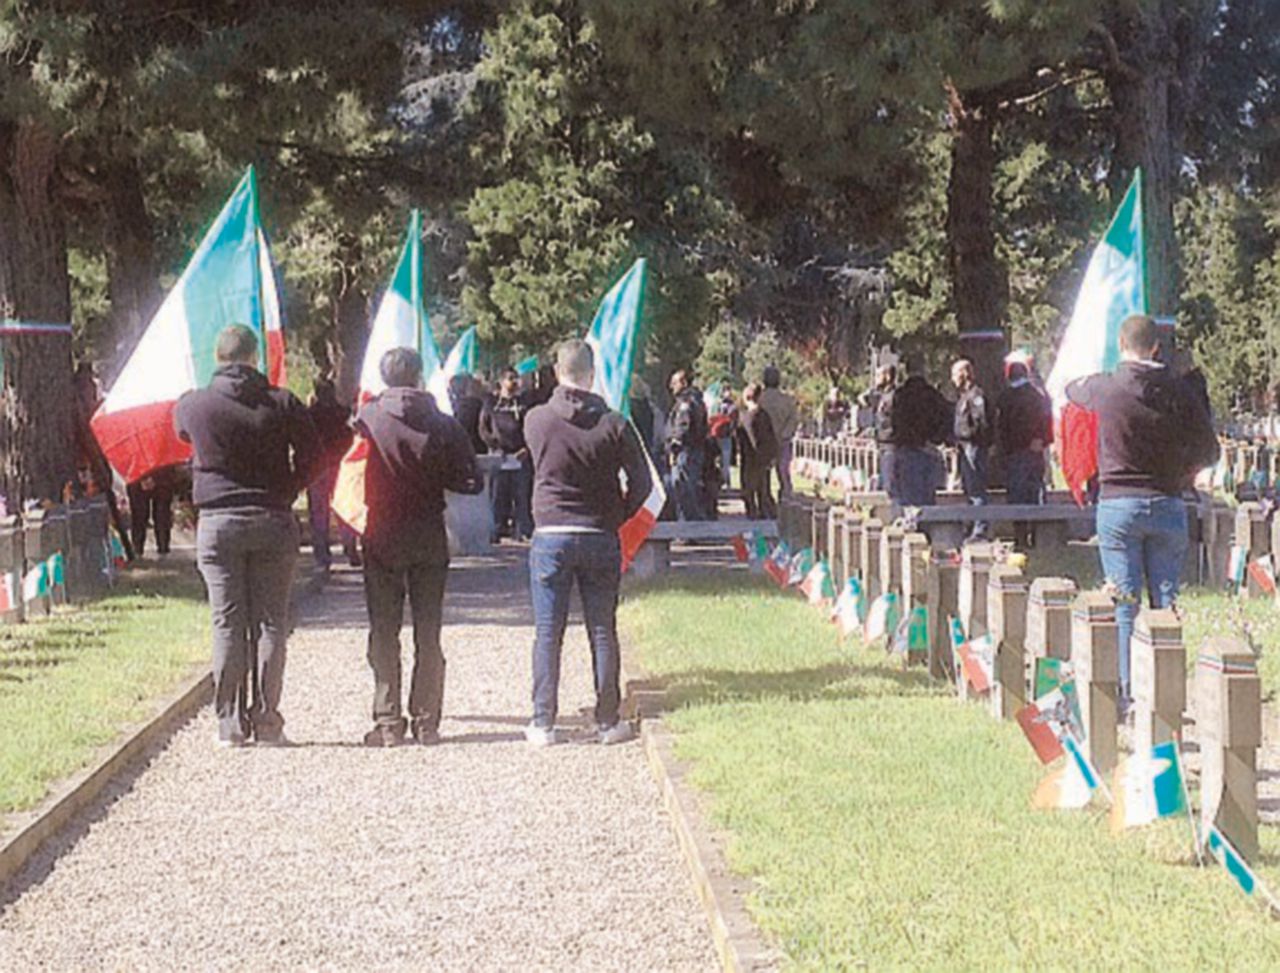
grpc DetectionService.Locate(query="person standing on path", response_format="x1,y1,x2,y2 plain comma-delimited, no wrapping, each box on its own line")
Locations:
759,365,799,496
1065,314,1218,713
861,364,897,495
175,325,320,747
997,355,1054,548
356,348,483,747
665,369,708,521
737,382,779,519
126,465,178,556
481,368,534,542
950,359,991,541
888,357,951,506
523,339,652,746
307,378,359,572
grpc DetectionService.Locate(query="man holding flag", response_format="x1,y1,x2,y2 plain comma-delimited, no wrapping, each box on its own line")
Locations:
523,339,652,746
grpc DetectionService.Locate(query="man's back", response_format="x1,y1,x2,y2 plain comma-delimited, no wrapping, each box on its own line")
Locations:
997,383,1052,454
525,385,650,532
759,386,799,441
175,364,318,510
357,388,481,563
890,376,949,448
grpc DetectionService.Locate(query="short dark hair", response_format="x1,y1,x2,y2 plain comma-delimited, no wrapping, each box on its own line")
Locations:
762,365,781,388
215,325,259,365
380,347,423,388
500,367,519,381
1007,361,1029,382
1119,314,1159,357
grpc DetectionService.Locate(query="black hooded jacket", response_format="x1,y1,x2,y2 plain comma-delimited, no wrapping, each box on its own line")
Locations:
524,385,652,532
356,387,482,565
174,364,319,510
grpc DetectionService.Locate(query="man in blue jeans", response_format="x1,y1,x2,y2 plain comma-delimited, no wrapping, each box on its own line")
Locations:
523,339,652,746
1066,314,1218,712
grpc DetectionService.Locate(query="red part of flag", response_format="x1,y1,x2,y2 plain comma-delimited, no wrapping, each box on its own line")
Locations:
731,535,749,562
1057,402,1098,507
1015,702,1065,764
91,400,192,484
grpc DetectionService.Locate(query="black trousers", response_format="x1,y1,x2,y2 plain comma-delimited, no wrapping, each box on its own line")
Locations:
363,552,449,732
742,459,775,519
128,478,175,555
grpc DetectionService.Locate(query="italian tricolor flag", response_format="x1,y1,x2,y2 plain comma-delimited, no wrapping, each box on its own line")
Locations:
92,168,284,484
333,210,443,534
587,259,667,571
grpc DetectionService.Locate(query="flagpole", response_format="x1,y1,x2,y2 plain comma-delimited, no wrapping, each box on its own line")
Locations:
1174,733,1205,866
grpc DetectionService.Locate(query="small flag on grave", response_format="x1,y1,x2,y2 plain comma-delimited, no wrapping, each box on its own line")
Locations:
1015,687,1079,764
800,560,835,606
0,571,16,612
765,541,791,586
1110,740,1186,833
1205,825,1280,911
787,548,815,587
1228,545,1247,587
832,577,865,637
47,552,65,590
1034,658,1073,699
864,591,899,643
1247,555,1277,596
1032,753,1093,810
22,562,49,602
732,534,750,563
956,633,996,694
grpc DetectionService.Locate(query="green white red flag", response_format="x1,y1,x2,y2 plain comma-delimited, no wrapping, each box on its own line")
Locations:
92,168,284,483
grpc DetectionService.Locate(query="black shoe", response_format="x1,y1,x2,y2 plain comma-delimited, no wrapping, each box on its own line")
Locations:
410,719,441,746
363,724,405,747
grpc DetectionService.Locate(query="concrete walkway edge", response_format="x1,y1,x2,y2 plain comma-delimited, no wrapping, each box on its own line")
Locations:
0,668,211,889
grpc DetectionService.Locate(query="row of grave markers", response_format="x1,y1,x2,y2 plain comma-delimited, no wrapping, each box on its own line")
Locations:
759,493,1274,914
0,498,121,625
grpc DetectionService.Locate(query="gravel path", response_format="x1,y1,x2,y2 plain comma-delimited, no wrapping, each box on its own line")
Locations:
0,548,716,972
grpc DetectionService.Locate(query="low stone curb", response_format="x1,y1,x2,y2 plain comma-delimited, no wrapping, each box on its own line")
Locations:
640,719,781,972
0,668,212,891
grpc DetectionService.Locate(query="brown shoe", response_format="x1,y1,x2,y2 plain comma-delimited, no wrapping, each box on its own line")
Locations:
363,724,404,747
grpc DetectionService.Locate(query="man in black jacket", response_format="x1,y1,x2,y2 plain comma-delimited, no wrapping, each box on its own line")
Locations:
357,348,483,746
481,368,534,542
665,369,708,520
523,339,651,746
888,357,951,506
997,357,1054,547
951,358,991,540
307,378,358,571
175,325,320,747
1066,314,1218,711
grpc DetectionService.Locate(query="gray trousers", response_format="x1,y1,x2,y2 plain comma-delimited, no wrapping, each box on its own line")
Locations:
196,508,299,740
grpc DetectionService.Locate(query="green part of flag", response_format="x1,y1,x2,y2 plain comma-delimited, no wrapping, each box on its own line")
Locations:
587,258,647,419
1099,170,1147,371
908,606,929,651
48,552,65,587
1208,827,1257,897
516,355,539,375
1034,658,1070,699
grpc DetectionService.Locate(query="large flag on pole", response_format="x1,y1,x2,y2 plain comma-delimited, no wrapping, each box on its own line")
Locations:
427,325,478,416
92,167,281,484
1046,170,1147,502
334,211,442,534
585,259,666,569
356,209,442,402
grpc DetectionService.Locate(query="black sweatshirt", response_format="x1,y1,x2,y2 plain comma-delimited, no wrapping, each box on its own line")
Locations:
1066,361,1219,499
174,364,319,510
356,388,482,566
524,386,652,532
889,376,951,448
737,407,779,469
997,382,1053,455
480,392,530,455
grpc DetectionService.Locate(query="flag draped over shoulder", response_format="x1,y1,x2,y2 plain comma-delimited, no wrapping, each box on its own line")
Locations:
92,168,283,483
1045,171,1147,503
427,325,479,417
584,259,667,570
334,211,442,534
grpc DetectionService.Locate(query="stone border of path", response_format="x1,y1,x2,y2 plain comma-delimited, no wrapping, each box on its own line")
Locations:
640,718,782,972
0,669,211,890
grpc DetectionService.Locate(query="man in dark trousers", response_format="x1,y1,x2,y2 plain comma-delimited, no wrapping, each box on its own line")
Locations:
997,355,1054,548
888,357,951,506
950,358,991,541
860,364,896,495
307,378,358,571
665,369,708,520
175,325,319,747
357,347,482,747
523,339,651,746
1066,314,1218,713
481,368,534,542
737,382,779,519
127,465,177,556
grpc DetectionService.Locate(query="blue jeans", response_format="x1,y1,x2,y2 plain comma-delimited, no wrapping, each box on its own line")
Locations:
670,447,705,521
958,442,989,538
1096,496,1188,701
894,446,940,506
529,532,623,729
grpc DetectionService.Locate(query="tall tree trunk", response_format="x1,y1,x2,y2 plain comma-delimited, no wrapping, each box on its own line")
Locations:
0,120,77,506
946,85,1008,396
1103,0,1214,334
329,239,370,406
102,158,161,383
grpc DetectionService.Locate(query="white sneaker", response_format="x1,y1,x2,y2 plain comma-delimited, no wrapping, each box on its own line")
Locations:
597,721,635,745
525,723,559,747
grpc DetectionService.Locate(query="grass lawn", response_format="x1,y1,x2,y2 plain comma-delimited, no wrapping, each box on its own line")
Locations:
621,572,1280,969
0,562,208,823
